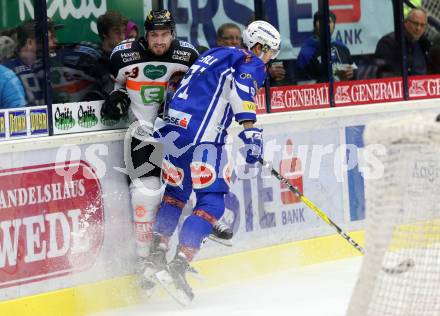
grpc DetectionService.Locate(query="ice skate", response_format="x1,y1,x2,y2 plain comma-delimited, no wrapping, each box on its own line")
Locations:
140,235,168,296
135,256,157,296
208,221,233,247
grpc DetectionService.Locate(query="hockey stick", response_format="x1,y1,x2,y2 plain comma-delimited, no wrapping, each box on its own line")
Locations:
259,158,414,274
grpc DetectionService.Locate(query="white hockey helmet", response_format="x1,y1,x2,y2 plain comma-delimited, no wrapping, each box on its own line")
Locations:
242,20,281,60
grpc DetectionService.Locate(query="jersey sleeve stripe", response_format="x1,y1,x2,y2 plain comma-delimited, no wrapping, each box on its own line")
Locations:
235,81,250,93
193,68,232,144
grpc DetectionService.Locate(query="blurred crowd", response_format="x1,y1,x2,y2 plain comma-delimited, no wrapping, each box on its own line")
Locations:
0,7,439,109
0,12,138,109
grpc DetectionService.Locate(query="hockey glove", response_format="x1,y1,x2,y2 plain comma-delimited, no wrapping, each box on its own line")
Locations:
238,128,263,164
101,89,130,120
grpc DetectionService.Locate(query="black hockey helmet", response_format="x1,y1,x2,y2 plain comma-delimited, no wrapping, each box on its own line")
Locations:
144,9,175,33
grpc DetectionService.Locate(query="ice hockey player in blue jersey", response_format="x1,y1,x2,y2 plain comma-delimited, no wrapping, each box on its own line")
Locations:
144,20,281,305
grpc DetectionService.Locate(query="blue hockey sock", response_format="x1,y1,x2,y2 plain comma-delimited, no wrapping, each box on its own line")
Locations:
179,214,213,248
154,196,185,237
179,192,225,249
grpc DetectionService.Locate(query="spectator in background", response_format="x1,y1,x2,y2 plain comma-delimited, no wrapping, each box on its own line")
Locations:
9,19,61,106
296,11,354,83
2,20,50,105
96,11,128,96
46,18,63,54
216,23,242,48
40,16,119,103
0,64,26,109
46,29,111,103
375,7,430,77
268,59,288,86
125,20,139,40
97,11,127,58
0,36,16,63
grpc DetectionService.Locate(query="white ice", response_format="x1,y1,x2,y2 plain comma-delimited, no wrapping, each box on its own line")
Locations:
94,256,362,316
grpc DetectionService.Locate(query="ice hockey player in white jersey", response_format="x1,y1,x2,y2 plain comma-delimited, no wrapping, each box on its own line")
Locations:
102,9,199,288
146,20,281,305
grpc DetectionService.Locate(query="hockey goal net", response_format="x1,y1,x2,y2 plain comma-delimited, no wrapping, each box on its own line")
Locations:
422,0,440,39
347,114,440,316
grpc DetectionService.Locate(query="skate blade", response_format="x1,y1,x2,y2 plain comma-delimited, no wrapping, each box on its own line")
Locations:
155,270,192,307
208,234,233,247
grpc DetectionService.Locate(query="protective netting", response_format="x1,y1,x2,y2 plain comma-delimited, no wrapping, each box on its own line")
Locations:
346,114,440,316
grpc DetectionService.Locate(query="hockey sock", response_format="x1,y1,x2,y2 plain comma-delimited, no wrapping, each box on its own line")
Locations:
177,245,198,262
179,192,225,249
154,195,186,237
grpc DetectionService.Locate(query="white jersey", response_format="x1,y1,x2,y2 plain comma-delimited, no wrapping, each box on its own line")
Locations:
109,38,199,134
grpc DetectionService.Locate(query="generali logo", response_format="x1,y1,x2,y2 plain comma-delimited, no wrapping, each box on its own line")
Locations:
0,161,104,288
335,79,403,105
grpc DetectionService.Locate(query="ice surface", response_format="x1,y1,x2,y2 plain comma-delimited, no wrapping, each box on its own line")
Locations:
93,257,362,316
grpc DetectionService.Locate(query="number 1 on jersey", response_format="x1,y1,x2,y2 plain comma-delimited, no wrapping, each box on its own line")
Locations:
176,64,205,100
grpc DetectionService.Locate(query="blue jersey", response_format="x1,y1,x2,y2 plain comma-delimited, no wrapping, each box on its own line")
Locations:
159,46,266,145
3,58,44,106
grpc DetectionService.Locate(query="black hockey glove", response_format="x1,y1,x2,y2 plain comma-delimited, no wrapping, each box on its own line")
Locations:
101,89,130,120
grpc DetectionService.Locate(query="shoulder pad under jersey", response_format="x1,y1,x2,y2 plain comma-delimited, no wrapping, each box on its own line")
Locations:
109,38,144,76
111,38,138,58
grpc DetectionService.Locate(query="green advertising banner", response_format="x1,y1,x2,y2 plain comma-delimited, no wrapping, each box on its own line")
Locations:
0,0,147,44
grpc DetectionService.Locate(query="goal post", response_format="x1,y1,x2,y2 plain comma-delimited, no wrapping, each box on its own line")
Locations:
347,114,440,316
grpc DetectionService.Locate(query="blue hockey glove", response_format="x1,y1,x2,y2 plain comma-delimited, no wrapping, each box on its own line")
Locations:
238,128,263,164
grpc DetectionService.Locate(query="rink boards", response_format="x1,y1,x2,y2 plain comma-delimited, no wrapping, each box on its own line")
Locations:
1,99,440,316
